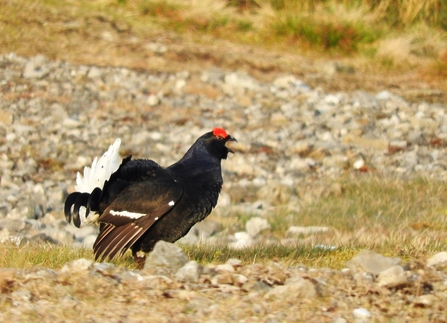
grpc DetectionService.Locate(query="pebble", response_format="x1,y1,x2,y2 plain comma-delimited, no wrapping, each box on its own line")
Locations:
426,251,447,269
264,275,316,300
352,307,372,319
286,226,330,236
245,217,271,238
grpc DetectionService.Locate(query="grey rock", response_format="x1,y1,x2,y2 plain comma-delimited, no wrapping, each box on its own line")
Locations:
175,260,203,283
427,252,447,269
0,219,26,233
242,279,271,293
377,265,407,288
245,217,271,238
22,55,50,79
144,241,189,272
60,258,94,273
215,263,235,273
39,228,75,245
232,274,248,286
376,90,393,100
264,275,316,299
347,250,401,275
226,258,242,268
224,72,259,90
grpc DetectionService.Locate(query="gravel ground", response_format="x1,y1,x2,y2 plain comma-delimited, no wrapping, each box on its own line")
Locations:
1,53,447,321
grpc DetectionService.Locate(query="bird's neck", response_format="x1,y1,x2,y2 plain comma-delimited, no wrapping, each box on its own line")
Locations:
167,149,223,185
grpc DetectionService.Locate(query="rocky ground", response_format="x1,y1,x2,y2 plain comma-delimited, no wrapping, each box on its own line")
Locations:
1,241,447,322
1,52,447,321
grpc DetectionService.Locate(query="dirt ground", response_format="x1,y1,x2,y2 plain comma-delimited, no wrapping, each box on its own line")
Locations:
3,7,446,104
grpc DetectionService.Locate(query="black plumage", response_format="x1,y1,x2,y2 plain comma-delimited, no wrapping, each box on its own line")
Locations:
65,128,236,267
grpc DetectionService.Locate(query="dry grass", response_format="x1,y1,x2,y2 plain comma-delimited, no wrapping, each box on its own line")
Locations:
0,0,446,78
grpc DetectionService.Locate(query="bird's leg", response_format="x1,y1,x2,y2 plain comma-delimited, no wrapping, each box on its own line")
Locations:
133,250,146,270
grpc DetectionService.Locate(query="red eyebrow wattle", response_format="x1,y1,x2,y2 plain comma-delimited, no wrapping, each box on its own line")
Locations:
212,127,228,138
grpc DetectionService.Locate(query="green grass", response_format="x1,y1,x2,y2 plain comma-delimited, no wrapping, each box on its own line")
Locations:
0,243,137,270
2,176,446,270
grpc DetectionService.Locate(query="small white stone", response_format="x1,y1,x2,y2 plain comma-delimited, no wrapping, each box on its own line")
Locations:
427,252,447,268
353,159,365,169
147,94,160,106
353,307,371,319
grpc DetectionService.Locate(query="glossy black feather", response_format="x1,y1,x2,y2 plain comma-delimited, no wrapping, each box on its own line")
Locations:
64,129,236,266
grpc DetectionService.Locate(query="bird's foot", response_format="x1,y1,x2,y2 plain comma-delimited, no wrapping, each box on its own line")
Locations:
133,250,146,270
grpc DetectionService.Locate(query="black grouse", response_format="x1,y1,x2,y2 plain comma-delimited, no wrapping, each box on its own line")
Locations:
64,128,236,268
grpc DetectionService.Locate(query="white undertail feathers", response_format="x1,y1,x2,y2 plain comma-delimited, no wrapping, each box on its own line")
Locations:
75,138,122,193
73,139,121,226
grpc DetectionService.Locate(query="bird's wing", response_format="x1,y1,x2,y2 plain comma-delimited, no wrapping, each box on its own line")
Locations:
93,173,183,261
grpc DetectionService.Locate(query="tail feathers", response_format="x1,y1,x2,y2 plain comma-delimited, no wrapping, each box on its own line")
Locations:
75,138,121,193
64,187,102,227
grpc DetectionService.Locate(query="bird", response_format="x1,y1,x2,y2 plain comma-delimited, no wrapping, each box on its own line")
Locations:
64,127,236,268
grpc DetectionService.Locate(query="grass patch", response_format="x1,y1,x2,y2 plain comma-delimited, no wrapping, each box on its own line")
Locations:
1,176,445,270
181,243,359,269
0,242,137,270
0,0,446,75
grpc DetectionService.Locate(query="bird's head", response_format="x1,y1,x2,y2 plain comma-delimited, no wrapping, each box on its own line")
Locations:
203,127,237,160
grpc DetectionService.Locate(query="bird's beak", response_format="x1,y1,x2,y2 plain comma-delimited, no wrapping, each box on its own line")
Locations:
225,136,237,154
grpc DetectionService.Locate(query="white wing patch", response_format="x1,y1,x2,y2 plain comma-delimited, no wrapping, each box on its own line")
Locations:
110,210,146,219
75,138,122,193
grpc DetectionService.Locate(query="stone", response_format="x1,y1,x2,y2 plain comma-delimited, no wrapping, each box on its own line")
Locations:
264,276,316,300
228,232,253,249
211,272,233,285
39,228,75,245
286,226,330,236
144,241,189,272
346,250,401,275
60,258,94,274
427,252,447,269
226,258,242,268
175,261,203,283
146,94,160,106
215,263,235,273
377,265,407,288
375,90,393,100
232,274,248,286
22,55,50,79
245,217,271,238
353,158,365,170
352,307,372,319
141,275,174,290
242,279,271,293
413,294,438,307
224,72,259,90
